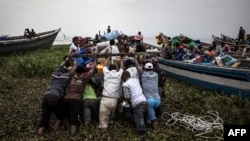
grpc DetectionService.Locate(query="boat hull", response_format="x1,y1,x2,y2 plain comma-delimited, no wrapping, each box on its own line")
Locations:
158,58,250,98
0,28,60,56
158,58,250,82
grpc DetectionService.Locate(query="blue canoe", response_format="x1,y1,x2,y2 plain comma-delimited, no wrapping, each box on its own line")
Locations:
157,57,250,99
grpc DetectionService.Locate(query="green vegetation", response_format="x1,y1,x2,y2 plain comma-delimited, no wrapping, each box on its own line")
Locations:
0,45,249,141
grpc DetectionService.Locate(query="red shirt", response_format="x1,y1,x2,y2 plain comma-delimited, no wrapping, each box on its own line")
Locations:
223,44,232,53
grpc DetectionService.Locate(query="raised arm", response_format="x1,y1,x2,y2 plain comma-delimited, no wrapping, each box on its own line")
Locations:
60,55,70,67
104,52,112,66
89,54,97,74
134,55,143,74
120,52,124,70
70,59,77,75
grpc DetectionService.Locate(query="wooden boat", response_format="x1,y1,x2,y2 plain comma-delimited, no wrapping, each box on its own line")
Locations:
156,57,250,98
0,28,61,56
212,34,235,46
89,31,250,98
157,58,250,98
212,34,249,54
212,34,240,46
151,33,250,98
221,34,236,43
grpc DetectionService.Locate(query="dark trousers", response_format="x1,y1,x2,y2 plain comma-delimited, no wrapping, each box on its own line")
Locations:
63,98,81,126
133,102,147,133
82,99,99,123
39,94,64,128
238,36,244,44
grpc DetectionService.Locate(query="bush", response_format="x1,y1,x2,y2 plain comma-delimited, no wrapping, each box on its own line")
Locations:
0,45,69,78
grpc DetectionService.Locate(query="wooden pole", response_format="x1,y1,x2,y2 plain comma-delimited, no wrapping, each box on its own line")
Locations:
70,52,161,58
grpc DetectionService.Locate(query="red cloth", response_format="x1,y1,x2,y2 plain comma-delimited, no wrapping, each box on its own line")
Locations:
134,35,143,40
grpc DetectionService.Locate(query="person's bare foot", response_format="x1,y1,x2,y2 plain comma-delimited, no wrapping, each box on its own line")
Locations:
38,127,45,135
53,120,62,131
102,127,108,133
71,125,77,136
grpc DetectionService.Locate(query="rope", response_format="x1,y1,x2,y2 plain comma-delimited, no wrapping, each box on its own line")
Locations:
161,110,224,140
59,30,71,42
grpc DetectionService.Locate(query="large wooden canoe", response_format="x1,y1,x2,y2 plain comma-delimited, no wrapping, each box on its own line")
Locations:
157,57,250,98
152,32,250,98
0,28,60,56
212,34,237,46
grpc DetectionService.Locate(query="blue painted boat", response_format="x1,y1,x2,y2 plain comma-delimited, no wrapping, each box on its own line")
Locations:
157,57,250,98
158,58,250,82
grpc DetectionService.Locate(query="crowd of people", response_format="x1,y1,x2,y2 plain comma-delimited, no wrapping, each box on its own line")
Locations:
160,32,250,67
37,29,165,136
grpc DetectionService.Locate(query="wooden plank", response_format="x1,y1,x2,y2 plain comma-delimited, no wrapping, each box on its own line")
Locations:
231,62,241,68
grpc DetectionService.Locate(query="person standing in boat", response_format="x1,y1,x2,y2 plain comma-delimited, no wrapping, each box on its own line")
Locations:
93,34,101,44
238,26,246,44
134,31,143,46
137,31,143,42
107,25,111,33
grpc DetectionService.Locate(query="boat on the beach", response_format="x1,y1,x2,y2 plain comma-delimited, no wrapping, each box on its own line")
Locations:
154,33,250,98
211,34,247,48
77,30,250,98
220,34,236,43
0,28,61,56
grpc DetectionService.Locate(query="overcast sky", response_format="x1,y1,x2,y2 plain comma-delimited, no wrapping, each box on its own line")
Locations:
0,0,249,39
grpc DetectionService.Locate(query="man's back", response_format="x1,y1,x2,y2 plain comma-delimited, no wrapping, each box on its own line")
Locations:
126,66,139,79
45,66,70,97
141,71,160,100
102,66,123,98
123,78,146,107
64,72,92,100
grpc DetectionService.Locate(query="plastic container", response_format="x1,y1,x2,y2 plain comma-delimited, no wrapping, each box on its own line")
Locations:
96,64,104,73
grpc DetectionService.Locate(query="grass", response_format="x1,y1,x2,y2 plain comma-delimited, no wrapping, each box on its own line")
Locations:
0,45,249,141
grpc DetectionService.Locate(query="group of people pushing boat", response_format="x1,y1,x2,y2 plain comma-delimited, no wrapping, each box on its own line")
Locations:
37,30,165,136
